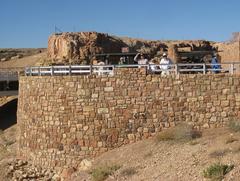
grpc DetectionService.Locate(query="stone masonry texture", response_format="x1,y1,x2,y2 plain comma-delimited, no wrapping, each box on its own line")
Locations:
17,68,240,170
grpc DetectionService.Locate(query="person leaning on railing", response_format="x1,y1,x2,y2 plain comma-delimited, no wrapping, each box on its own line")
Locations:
211,54,221,74
160,53,172,76
149,58,160,73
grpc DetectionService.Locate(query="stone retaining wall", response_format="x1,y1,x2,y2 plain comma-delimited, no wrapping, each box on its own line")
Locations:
17,68,240,169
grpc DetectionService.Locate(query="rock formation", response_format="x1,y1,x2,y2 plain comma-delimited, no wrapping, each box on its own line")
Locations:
47,31,240,65
48,32,127,64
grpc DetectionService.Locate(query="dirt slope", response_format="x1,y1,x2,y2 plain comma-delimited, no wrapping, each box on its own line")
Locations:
0,122,240,180
72,127,240,181
0,52,47,68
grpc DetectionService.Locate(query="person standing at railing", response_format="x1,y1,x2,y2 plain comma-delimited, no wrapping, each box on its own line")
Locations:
160,53,172,76
134,53,148,67
211,54,221,74
94,60,105,75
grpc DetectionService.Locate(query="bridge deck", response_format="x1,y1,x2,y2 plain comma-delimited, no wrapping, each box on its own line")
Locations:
0,68,21,94
0,91,18,96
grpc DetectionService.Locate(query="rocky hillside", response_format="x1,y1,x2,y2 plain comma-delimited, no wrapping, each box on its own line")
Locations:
0,48,46,62
0,52,47,68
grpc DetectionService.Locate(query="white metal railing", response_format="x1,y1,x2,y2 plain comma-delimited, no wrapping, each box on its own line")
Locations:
25,65,115,76
24,63,240,76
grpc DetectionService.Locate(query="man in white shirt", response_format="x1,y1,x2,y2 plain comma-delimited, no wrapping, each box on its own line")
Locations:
160,53,172,76
134,53,148,67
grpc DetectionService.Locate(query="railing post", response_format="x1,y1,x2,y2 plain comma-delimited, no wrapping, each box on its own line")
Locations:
230,64,234,74
175,64,178,75
38,67,41,76
112,65,115,75
51,66,54,76
69,65,72,76
90,65,92,75
203,64,206,74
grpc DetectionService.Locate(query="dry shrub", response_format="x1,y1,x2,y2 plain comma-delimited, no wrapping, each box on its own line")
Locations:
189,140,200,145
120,167,137,177
225,136,238,144
156,123,202,142
91,164,120,181
228,120,240,132
143,151,153,158
203,163,234,180
209,149,230,158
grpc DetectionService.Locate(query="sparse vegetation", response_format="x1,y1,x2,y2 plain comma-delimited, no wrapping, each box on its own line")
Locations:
156,123,202,142
144,151,153,158
91,165,120,181
228,120,240,132
225,136,238,144
203,163,234,180
189,140,200,145
4,140,15,146
209,149,230,158
120,167,137,177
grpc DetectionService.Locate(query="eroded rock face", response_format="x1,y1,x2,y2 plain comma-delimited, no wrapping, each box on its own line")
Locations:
47,31,218,65
48,32,127,64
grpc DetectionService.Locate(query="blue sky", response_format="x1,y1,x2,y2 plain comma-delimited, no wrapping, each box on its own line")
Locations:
0,0,239,48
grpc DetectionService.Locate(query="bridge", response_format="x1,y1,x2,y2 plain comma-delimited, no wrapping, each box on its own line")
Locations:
1,63,240,96
0,68,23,96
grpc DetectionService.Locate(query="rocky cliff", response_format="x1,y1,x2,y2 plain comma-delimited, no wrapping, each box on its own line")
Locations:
47,32,127,64
47,32,218,65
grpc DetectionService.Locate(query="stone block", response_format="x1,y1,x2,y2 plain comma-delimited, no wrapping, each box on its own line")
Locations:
97,108,109,114
83,106,94,112
127,134,135,140
104,87,113,92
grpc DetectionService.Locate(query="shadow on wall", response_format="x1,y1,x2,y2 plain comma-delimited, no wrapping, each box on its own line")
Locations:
0,99,17,130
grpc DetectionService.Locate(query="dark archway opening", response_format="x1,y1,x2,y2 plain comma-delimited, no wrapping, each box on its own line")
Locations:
0,99,17,130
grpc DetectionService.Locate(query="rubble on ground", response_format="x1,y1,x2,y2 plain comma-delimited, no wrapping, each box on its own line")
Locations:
6,159,60,181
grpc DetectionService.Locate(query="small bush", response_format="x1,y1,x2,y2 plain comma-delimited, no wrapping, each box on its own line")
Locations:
225,136,238,144
189,140,200,145
228,120,240,132
121,167,137,177
144,151,153,158
156,123,202,142
209,149,230,158
203,163,234,180
91,165,120,181
156,129,175,141
4,140,16,146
